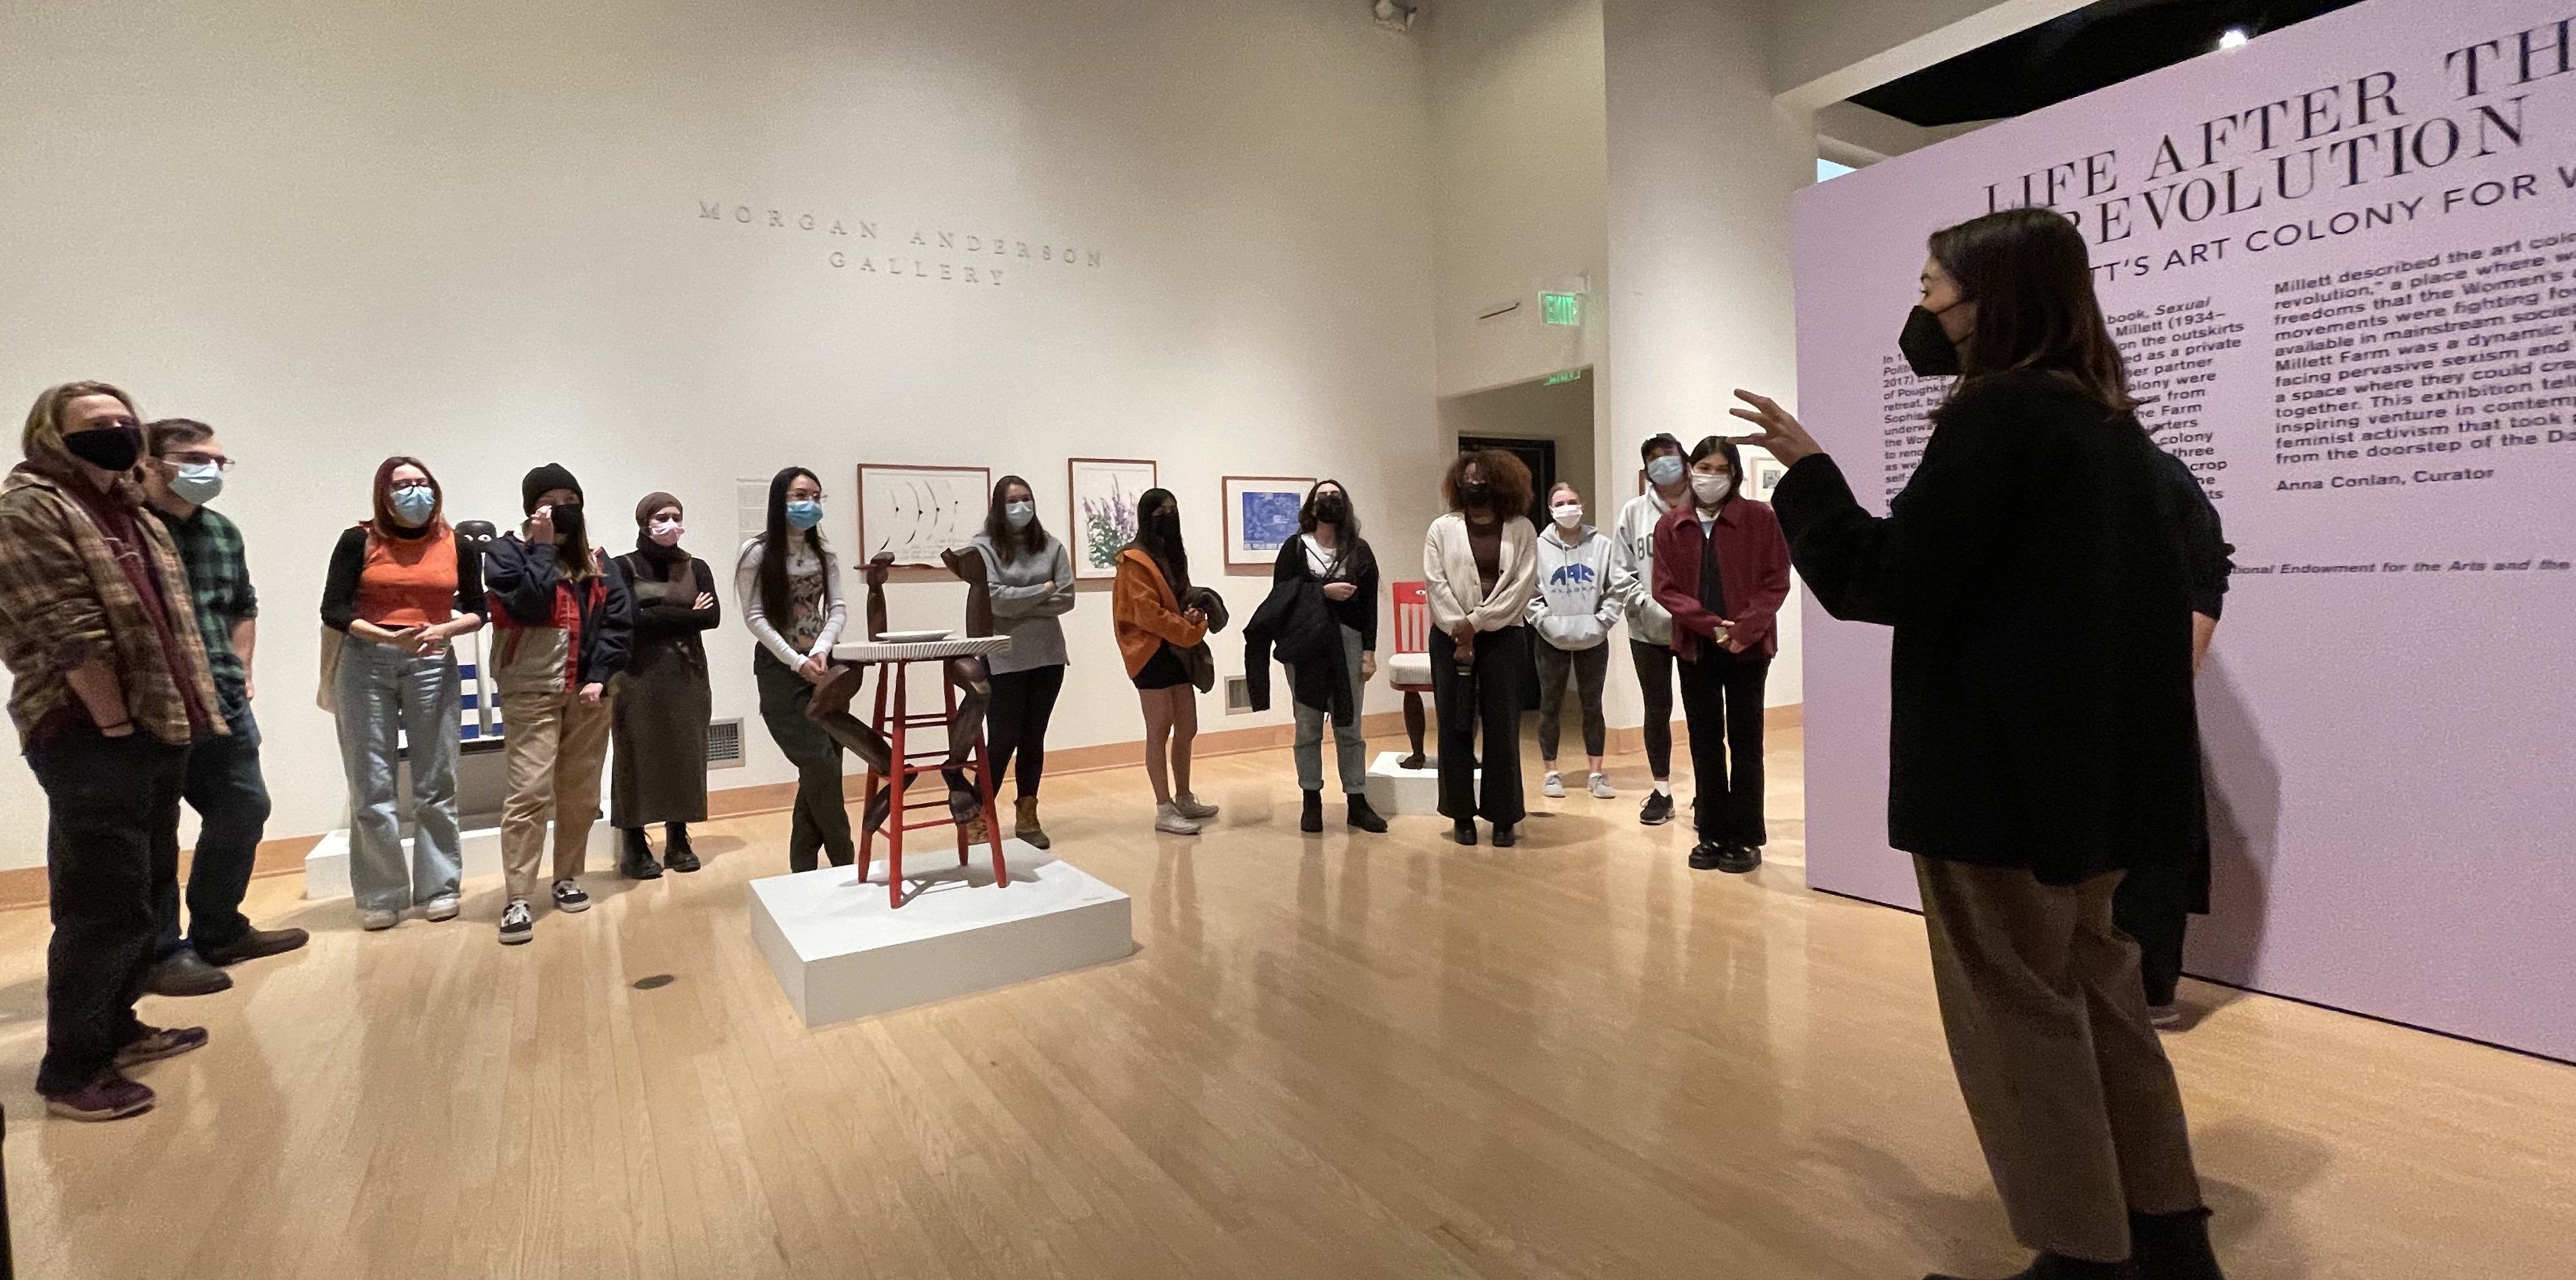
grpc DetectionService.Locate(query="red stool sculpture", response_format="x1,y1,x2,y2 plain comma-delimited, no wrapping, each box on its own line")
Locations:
856,652,1010,908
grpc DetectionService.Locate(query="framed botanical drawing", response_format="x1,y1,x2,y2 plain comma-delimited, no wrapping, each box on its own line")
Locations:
857,464,989,572
1221,475,1313,572
1068,457,1158,580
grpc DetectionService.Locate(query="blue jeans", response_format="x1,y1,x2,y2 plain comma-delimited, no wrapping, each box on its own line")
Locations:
333,635,464,912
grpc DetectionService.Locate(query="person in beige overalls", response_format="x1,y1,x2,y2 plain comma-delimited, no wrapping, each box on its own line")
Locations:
481,463,632,946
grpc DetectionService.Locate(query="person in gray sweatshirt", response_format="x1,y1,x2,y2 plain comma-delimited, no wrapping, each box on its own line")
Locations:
1528,481,1631,800
1611,433,1690,824
970,475,1077,849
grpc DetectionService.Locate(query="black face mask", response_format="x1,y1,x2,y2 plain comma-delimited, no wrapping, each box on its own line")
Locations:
551,504,586,544
1313,495,1348,523
1148,509,1181,542
1900,304,1963,378
63,424,143,473
1458,480,1492,507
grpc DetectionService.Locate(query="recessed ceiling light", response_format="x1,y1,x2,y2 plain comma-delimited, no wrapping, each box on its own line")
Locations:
2217,27,2250,50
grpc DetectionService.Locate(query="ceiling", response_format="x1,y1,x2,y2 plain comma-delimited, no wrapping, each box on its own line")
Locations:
1849,0,2369,127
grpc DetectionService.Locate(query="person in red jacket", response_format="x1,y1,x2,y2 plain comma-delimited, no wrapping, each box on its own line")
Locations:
1651,435,1791,874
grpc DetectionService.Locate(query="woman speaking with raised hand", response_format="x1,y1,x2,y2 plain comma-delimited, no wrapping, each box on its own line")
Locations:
1729,206,2224,1280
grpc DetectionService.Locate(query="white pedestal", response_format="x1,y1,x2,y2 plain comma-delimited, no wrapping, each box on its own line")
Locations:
302,823,615,900
1365,750,1445,816
746,840,1133,1028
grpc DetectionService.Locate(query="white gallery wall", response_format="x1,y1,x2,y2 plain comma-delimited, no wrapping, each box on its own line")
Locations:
0,0,1441,868
1601,0,1816,708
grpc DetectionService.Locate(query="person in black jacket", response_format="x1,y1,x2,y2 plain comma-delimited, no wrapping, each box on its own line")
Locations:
610,492,720,878
1730,207,2226,1280
482,464,632,945
2116,452,2233,1028
1265,480,1387,834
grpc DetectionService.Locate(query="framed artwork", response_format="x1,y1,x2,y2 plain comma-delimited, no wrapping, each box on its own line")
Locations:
1068,457,1158,580
1221,475,1313,572
1751,462,1786,501
857,464,989,570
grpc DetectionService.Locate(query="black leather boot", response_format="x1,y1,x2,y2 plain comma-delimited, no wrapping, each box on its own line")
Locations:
1301,789,1324,834
2130,1209,2224,1280
620,827,663,879
662,822,701,873
1929,1253,2137,1280
1345,794,1388,833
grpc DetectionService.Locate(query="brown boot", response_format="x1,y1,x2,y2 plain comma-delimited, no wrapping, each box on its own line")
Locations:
1015,797,1051,849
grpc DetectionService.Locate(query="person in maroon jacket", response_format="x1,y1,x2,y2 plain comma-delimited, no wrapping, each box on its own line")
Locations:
1651,435,1791,874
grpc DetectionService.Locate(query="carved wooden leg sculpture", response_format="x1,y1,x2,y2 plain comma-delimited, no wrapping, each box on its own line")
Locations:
806,662,893,774
1401,690,1428,771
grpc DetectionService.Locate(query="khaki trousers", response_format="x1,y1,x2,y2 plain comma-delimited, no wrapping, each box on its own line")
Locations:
1915,856,2205,1264
500,691,613,902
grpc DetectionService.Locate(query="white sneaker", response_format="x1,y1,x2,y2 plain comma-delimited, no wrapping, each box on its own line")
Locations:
1588,773,1616,800
358,908,398,932
1171,793,1220,821
1542,772,1566,798
422,894,461,922
498,899,534,945
1155,803,1202,835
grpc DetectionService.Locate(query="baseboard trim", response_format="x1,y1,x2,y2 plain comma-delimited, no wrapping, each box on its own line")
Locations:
0,702,1804,911
1607,704,1803,755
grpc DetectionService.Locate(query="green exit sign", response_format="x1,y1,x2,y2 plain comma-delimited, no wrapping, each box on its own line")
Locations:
1545,369,1583,385
1540,292,1582,325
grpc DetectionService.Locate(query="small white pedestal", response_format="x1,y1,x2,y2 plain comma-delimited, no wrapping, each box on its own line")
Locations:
1365,750,1445,816
302,823,615,900
746,841,1133,1028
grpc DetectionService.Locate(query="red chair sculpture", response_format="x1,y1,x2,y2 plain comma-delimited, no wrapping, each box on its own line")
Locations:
1386,580,1434,769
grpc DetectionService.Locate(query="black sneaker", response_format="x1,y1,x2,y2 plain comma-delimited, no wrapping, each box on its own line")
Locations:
198,926,310,967
43,1069,155,1122
1688,843,1726,871
499,898,534,944
552,879,592,913
1640,792,1675,826
1452,819,1479,846
663,823,702,873
1492,824,1518,848
620,827,663,880
1715,844,1763,875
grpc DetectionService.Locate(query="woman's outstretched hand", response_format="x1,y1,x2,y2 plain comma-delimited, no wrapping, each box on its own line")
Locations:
1728,389,1822,467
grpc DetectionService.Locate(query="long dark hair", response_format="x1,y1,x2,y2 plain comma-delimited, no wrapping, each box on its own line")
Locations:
982,474,1048,564
1687,435,1744,505
1928,207,2135,418
1297,478,1363,574
759,465,825,626
1124,486,1189,598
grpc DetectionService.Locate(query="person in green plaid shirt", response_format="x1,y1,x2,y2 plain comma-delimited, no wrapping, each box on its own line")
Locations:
138,419,308,996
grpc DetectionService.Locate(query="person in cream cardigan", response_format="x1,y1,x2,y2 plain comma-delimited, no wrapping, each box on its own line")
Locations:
1422,449,1540,847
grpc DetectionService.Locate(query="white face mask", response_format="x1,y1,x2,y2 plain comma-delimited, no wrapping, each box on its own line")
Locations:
1691,473,1734,506
1551,503,1583,529
1004,500,1036,529
649,517,684,547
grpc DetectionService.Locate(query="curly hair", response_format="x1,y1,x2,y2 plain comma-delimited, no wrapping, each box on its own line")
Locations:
1439,448,1533,521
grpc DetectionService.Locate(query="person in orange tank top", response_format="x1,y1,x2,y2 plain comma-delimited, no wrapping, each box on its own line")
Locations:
319,457,486,933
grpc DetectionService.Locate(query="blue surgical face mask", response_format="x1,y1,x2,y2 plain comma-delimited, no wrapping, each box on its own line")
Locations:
390,484,437,527
1004,501,1036,529
170,462,224,505
784,498,824,531
1646,455,1685,487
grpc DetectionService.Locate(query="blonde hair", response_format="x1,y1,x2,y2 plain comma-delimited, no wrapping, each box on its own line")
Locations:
22,381,141,456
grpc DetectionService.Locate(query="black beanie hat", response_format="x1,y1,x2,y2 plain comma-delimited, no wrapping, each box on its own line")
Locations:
521,462,581,514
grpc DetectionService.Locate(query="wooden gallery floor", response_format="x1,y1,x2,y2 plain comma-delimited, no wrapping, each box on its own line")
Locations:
1,727,2570,1279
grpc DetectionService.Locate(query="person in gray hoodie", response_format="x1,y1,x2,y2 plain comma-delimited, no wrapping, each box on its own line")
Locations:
970,475,1077,849
1528,481,1629,800
1612,433,1690,824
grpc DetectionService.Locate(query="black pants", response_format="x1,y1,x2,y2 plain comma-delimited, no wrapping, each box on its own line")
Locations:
1629,639,1676,778
1676,647,1770,847
1430,625,1528,827
986,665,1066,800
754,652,854,873
155,713,271,957
30,729,188,1095
2112,852,2199,1007
1533,640,1609,761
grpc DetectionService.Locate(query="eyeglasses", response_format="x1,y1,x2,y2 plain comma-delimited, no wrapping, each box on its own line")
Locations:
165,451,234,470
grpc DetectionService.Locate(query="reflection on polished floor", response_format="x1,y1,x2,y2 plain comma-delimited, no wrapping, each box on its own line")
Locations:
1,727,2569,1279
